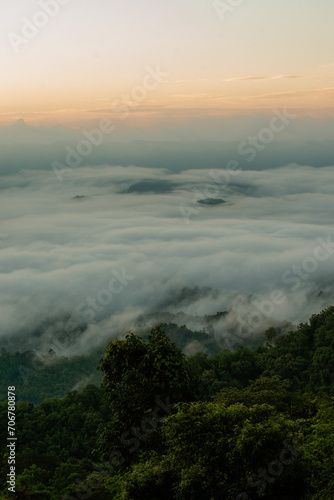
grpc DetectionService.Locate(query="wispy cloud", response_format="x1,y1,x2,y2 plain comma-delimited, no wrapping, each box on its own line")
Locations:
224,74,329,82
272,75,304,80
255,87,334,100
224,76,268,82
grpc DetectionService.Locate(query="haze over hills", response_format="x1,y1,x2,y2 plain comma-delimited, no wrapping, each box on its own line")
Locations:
1,115,334,359
1,118,334,177
1,0,334,497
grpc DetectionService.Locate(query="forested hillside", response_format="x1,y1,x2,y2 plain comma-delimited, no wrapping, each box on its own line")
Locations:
1,306,333,499
0,321,223,404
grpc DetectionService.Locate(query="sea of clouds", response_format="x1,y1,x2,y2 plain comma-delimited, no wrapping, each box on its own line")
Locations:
1,118,334,355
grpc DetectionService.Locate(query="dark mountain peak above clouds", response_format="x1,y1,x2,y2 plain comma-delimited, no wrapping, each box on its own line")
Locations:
197,198,226,206
121,179,177,194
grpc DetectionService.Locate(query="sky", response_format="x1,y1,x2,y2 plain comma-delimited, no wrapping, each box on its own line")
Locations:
1,0,334,127
1,1,334,356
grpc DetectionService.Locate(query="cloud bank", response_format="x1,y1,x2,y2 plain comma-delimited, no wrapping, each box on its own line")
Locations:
1,118,334,355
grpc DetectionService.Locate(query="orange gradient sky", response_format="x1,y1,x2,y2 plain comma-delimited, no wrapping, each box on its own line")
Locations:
1,0,334,127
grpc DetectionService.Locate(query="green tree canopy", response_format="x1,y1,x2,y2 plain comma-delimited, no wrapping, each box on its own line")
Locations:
96,324,193,462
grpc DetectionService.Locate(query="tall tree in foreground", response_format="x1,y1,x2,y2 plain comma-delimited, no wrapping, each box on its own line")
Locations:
96,324,193,463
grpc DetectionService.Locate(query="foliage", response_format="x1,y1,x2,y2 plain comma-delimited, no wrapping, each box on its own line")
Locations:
1,306,334,499
96,324,193,462
0,350,102,404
